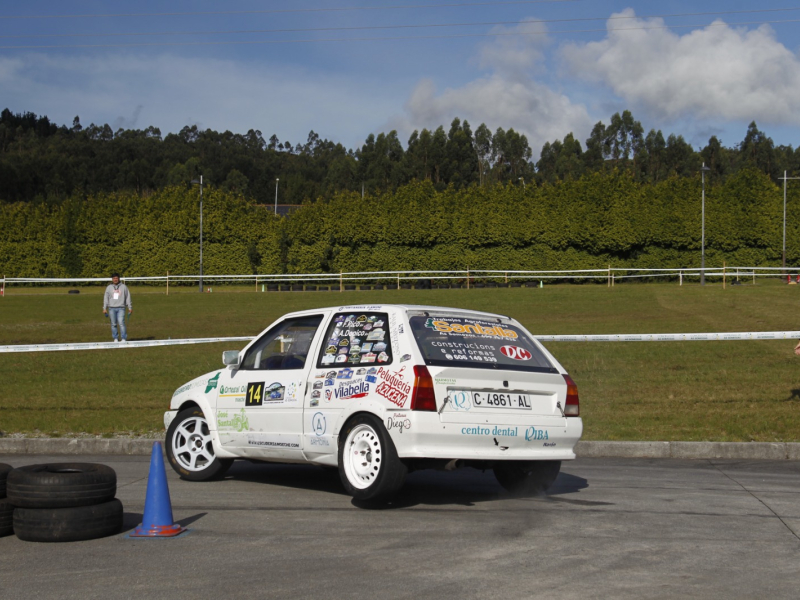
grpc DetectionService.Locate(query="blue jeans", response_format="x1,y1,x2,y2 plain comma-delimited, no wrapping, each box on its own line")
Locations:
108,308,127,341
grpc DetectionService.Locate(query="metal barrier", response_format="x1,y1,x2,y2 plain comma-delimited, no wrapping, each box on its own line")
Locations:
2,266,800,292
2,331,799,353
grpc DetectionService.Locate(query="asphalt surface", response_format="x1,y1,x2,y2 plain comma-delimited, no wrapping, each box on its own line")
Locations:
1,455,799,600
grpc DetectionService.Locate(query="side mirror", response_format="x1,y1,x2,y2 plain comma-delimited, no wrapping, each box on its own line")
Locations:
222,350,240,366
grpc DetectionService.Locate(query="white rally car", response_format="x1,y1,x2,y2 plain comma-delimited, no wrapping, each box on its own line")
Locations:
164,305,583,501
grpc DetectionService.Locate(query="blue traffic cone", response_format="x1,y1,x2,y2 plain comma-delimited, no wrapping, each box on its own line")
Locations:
130,442,186,537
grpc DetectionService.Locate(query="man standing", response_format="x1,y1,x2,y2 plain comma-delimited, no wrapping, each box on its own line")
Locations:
103,273,132,342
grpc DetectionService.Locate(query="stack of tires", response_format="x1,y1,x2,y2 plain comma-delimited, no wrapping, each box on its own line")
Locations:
0,464,12,537
3,463,123,542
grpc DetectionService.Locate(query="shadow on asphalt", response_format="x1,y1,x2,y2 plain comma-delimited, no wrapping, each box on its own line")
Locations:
221,461,594,510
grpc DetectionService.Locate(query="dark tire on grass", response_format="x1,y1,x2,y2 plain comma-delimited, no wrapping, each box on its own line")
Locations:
0,463,12,498
0,499,13,537
13,499,123,543
494,460,561,495
7,463,116,508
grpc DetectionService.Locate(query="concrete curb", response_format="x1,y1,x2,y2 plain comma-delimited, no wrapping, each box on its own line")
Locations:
0,438,799,459
0,437,163,456
574,441,800,460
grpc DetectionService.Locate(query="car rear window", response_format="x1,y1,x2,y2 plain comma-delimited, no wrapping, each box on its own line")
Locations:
317,312,393,368
408,314,556,373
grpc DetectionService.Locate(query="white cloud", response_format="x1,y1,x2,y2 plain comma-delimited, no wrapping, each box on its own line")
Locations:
560,10,800,125
0,52,397,147
392,19,592,156
477,19,551,76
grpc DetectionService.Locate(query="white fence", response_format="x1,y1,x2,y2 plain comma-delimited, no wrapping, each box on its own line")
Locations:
2,266,800,290
2,330,799,353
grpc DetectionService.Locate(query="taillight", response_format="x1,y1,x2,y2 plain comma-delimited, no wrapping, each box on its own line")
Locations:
563,374,580,417
409,365,436,411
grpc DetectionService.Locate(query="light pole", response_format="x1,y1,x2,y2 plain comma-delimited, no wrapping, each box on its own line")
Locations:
519,177,525,191
274,178,279,215
700,163,710,286
781,171,800,274
190,176,204,293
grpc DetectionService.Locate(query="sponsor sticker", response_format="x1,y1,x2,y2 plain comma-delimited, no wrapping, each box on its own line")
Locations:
424,318,518,339
332,379,370,400
205,372,220,393
265,382,285,401
216,409,249,432
500,345,533,361
246,433,301,449
386,416,412,434
312,412,327,436
460,426,519,437
375,366,412,408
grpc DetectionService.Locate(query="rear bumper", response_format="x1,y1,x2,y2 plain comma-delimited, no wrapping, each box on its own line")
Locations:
392,413,583,461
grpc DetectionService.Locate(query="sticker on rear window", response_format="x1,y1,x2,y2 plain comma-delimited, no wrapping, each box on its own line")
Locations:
409,315,554,373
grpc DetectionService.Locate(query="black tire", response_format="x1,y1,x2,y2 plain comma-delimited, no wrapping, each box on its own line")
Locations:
7,463,116,508
0,463,12,498
13,499,123,543
494,460,561,495
0,499,13,537
166,407,233,482
338,414,407,502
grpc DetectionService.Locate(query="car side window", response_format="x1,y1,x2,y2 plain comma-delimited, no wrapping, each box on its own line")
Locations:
317,312,393,367
241,315,323,371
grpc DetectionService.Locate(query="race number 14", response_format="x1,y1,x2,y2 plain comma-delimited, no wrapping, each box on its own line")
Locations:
246,382,264,407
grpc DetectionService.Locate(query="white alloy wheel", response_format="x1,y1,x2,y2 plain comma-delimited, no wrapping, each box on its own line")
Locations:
342,424,383,490
171,415,215,472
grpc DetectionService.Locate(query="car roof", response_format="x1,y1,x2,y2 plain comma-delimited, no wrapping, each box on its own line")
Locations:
283,304,510,321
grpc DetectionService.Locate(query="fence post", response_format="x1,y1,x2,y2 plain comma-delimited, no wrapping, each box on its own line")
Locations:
166,271,169,296
607,265,611,288
340,271,343,293
753,270,756,285
255,275,258,293
679,270,682,286
505,271,508,285
723,261,726,289
467,267,470,290
397,274,400,290
736,267,739,282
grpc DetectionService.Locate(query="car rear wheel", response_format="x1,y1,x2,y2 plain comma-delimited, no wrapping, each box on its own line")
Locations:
338,414,407,502
494,460,561,495
166,407,233,482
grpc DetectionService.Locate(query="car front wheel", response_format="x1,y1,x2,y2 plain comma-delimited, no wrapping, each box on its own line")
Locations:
494,460,561,495
338,414,407,502
166,407,233,481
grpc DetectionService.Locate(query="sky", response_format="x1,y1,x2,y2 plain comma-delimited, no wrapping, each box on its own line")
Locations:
2,0,800,158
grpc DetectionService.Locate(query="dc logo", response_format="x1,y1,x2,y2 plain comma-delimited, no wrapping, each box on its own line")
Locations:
312,412,326,436
500,345,532,361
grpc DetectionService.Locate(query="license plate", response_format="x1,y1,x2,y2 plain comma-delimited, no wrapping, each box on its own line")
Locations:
459,390,532,410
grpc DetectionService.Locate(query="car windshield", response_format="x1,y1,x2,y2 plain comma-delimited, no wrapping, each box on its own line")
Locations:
408,314,556,373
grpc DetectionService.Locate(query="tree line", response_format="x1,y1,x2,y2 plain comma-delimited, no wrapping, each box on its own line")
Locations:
1,107,798,206
1,169,796,279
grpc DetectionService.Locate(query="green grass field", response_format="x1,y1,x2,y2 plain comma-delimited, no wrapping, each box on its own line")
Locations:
2,281,800,441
